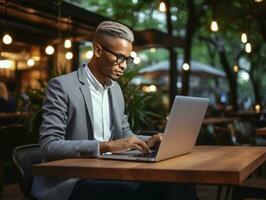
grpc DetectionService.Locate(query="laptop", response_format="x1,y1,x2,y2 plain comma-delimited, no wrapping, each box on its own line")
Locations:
100,95,209,162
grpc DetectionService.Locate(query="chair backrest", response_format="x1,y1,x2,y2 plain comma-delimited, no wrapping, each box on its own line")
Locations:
12,144,42,199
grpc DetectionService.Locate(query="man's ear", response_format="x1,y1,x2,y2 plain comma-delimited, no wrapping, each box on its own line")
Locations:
94,44,102,58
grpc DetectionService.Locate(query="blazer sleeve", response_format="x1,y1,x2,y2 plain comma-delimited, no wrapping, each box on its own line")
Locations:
39,78,99,161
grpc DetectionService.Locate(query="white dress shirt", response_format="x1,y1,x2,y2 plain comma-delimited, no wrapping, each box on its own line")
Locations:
84,65,114,142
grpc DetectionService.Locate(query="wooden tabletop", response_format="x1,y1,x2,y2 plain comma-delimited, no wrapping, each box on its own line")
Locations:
227,110,262,118
256,127,266,136
33,146,266,185
203,117,239,125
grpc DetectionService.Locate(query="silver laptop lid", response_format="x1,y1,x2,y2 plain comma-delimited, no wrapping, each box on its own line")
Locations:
155,96,209,161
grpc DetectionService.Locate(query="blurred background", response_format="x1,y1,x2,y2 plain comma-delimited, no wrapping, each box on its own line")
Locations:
0,0,266,199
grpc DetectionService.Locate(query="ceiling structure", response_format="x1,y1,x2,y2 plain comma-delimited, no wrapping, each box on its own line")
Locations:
0,0,185,54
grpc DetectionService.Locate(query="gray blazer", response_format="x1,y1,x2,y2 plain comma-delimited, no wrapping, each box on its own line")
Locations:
31,65,134,200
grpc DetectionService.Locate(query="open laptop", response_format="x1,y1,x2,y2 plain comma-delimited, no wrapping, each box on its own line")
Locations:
100,95,209,162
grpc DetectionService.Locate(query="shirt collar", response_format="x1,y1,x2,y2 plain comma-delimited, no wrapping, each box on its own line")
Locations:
84,64,114,91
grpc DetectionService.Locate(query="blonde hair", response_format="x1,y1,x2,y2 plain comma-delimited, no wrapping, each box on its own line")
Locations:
95,21,134,43
0,82,8,100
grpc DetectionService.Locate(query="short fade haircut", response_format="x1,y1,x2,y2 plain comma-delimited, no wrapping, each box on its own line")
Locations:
94,21,134,43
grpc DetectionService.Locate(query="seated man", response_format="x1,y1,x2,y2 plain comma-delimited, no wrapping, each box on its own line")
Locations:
31,21,197,200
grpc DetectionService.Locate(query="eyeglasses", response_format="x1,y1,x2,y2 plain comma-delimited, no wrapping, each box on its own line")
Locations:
100,45,134,65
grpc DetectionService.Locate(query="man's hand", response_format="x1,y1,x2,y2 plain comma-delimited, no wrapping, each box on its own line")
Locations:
145,133,163,150
100,136,151,154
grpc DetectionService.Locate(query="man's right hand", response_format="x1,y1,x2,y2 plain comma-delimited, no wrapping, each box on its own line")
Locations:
99,136,150,154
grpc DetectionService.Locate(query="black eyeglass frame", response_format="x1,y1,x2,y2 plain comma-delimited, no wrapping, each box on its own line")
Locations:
100,44,134,65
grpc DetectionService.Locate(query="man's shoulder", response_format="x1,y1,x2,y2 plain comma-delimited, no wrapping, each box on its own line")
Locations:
49,70,78,85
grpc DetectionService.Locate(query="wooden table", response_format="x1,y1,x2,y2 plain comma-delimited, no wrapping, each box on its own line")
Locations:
33,146,266,185
227,110,262,118
256,127,266,136
203,117,239,125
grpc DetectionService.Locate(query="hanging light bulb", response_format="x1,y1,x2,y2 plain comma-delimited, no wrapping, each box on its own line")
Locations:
210,20,219,32
27,58,35,67
86,50,93,59
254,0,263,2
45,45,55,55
130,51,137,58
241,33,248,43
133,57,141,64
159,1,166,12
64,39,72,49
233,64,239,73
182,63,190,71
150,48,156,53
245,42,252,53
65,51,73,60
2,33,12,45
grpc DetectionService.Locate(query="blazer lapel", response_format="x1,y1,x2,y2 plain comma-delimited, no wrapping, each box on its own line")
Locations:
109,86,121,140
77,66,94,133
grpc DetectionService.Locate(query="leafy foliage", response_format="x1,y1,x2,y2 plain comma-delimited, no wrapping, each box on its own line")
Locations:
118,66,167,132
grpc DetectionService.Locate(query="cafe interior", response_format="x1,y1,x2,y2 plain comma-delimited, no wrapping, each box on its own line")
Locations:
1,0,266,199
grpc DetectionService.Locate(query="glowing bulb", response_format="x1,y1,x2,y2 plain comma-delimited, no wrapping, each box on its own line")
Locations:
86,50,93,59
159,2,166,12
65,51,73,60
241,33,248,43
133,57,141,64
150,48,156,53
64,39,72,49
255,104,261,113
210,20,219,32
2,34,13,45
149,85,157,92
245,42,252,53
131,51,137,58
45,45,55,55
233,64,239,73
182,63,190,71
27,59,35,67
254,0,263,2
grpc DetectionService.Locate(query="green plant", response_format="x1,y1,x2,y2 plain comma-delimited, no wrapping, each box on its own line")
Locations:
18,64,69,141
118,66,166,132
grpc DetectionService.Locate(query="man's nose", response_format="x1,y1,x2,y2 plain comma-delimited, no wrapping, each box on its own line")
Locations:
120,61,127,70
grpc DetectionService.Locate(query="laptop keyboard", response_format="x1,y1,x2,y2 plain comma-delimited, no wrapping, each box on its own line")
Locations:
132,151,157,158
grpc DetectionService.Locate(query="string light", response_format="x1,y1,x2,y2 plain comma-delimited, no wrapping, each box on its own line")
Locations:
131,51,137,58
64,39,72,49
45,45,55,55
159,1,166,12
27,59,35,67
2,33,12,45
233,64,239,73
210,20,219,32
241,33,248,43
245,42,252,53
2,1,13,45
255,104,261,113
86,50,93,59
133,57,141,64
65,51,73,60
150,48,156,53
182,63,190,71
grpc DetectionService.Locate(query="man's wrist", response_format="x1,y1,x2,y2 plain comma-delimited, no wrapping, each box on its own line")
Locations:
99,141,111,154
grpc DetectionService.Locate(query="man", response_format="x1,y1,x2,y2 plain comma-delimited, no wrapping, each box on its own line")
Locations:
32,21,196,200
